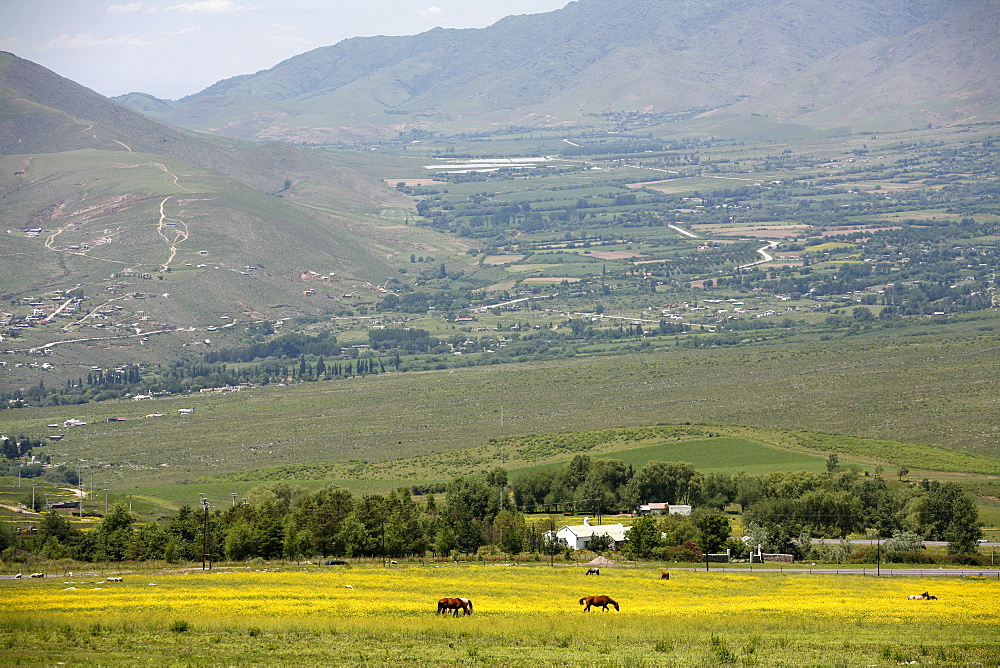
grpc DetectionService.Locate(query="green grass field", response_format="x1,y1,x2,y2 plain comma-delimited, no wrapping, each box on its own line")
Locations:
3,328,998,510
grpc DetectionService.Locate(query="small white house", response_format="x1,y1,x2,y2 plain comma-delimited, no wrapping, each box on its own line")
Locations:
638,503,692,516
547,517,630,551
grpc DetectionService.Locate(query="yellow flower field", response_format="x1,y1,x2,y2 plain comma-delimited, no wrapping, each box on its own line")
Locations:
2,565,998,665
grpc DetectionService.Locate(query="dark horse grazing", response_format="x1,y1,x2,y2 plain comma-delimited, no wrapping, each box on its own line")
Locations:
579,595,619,612
437,598,473,616
586,567,600,575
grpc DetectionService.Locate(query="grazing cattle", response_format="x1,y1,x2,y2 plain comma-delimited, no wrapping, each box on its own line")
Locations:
344,584,354,589
908,592,937,600
586,568,600,575
28,573,45,578
13,573,22,579
106,576,123,582
660,571,670,580
437,597,473,617
579,595,619,612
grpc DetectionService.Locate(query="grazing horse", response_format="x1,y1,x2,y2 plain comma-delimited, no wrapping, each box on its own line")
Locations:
660,571,670,580
586,567,600,575
437,597,473,616
579,595,619,612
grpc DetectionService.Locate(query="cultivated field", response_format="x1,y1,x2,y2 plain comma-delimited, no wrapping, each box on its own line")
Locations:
1,565,997,665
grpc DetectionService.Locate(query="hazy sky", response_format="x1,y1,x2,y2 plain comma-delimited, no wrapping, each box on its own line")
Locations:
1,0,570,99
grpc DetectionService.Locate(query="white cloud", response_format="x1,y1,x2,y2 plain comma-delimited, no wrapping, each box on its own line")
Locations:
416,6,443,20
107,2,143,15
39,33,150,51
166,0,254,13
0,37,24,52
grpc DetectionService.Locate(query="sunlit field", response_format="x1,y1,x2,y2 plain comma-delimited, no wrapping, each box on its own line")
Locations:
2,565,998,665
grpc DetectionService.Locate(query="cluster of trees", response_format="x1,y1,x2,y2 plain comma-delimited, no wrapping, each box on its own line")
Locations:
513,455,982,553
2,458,983,566
204,331,340,364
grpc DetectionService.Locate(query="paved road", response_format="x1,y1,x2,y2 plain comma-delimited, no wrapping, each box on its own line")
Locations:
811,538,1000,548
676,567,1000,577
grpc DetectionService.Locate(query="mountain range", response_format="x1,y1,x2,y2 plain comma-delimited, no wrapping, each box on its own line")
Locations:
114,0,999,143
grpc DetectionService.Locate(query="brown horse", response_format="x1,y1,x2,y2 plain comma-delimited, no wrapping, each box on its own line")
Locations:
437,597,473,616
579,595,619,612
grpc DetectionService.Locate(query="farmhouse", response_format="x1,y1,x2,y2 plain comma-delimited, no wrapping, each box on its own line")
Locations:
547,517,630,551
637,502,692,516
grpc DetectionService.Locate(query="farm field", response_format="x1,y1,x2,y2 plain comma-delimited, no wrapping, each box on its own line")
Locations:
1,565,997,665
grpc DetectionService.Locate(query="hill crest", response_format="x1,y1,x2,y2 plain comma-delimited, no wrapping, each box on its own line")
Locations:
113,0,994,141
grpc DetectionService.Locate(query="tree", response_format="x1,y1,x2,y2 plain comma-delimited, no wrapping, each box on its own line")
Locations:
39,511,80,544
897,466,910,482
797,489,863,537
282,516,313,561
445,476,493,523
944,493,981,555
621,516,661,560
292,487,353,556
587,532,614,553
225,520,254,560
852,306,874,321
335,513,370,557
95,502,135,561
881,531,924,555
696,513,731,554
433,522,457,557
621,461,702,507
494,510,527,555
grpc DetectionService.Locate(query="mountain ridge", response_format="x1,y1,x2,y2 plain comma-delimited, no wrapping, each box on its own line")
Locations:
111,0,993,142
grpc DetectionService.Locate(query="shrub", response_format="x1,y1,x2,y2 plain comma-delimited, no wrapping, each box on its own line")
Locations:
665,540,702,562
848,547,878,564
169,620,190,633
951,553,989,566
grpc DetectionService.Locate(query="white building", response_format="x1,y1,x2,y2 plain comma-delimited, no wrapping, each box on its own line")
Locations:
637,503,692,516
548,517,630,551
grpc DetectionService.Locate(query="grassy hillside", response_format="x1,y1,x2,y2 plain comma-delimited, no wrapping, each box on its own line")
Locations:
4,328,997,494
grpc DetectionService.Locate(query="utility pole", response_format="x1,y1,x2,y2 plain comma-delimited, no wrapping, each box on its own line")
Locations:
104,486,109,515
199,494,212,570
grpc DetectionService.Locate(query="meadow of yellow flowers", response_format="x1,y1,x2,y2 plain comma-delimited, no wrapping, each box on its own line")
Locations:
2,565,998,665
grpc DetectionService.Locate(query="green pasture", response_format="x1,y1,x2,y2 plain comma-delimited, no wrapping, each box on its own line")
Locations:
592,437,826,473
4,329,999,494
